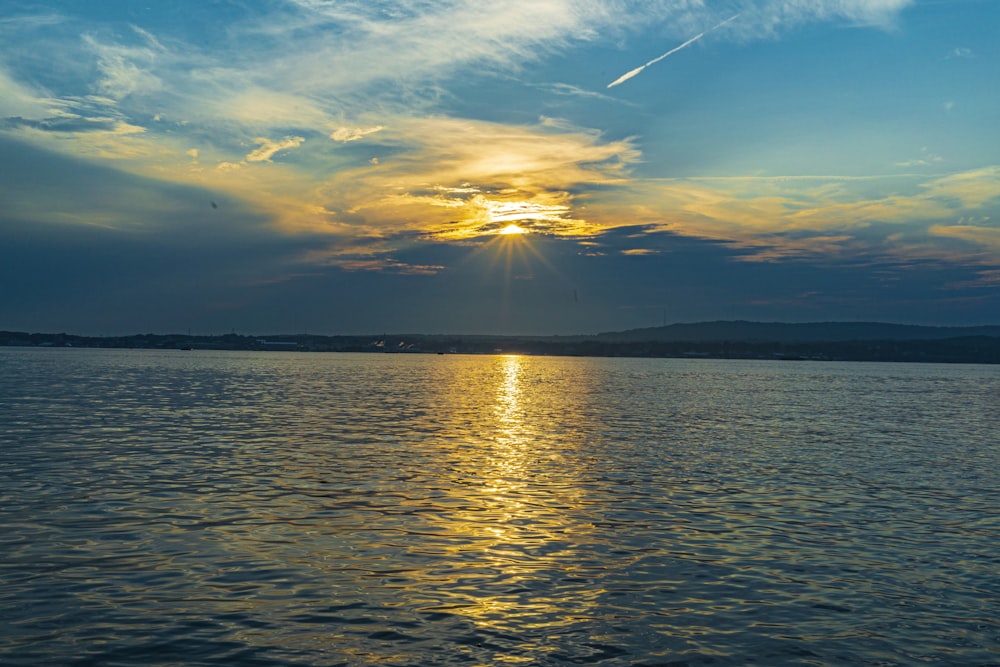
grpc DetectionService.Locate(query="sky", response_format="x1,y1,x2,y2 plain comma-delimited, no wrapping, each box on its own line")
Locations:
1,0,998,336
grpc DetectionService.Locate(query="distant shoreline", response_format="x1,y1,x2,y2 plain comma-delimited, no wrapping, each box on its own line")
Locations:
3,324,999,364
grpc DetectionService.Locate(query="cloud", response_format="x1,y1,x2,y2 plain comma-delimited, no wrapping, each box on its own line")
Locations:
729,0,914,35
0,135,252,235
930,224,1000,252
298,238,448,275
82,29,165,100
310,116,640,242
331,125,385,142
895,158,940,168
245,136,305,162
211,88,333,128
895,147,944,168
0,67,53,120
604,1,915,89
596,167,1000,264
920,167,1000,209
267,0,615,90
535,82,623,102
325,257,446,275
0,12,65,31
10,114,151,160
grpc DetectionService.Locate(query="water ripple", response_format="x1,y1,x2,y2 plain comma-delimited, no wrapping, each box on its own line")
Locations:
1,350,997,665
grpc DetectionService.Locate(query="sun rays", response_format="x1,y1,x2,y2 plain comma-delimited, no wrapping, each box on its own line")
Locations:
453,214,576,330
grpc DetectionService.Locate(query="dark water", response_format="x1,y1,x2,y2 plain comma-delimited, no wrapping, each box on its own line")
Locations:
1,348,997,666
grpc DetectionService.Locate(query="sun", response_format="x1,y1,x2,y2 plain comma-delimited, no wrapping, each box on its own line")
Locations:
499,223,528,235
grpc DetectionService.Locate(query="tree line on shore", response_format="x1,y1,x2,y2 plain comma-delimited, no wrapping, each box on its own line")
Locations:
2,327,999,364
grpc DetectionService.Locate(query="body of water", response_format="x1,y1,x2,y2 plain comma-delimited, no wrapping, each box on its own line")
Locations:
1,348,997,665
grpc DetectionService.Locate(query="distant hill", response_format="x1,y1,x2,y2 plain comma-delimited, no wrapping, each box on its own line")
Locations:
594,321,1000,343
4,322,1000,362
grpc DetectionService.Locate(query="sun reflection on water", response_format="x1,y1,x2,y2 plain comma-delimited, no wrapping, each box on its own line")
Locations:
495,354,527,446
418,354,604,644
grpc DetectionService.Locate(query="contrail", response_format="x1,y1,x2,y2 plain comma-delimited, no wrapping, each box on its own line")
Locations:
607,13,739,88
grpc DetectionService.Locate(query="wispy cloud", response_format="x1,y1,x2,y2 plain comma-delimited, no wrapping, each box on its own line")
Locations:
323,257,446,275
535,83,623,102
592,166,1000,264
930,224,1000,252
268,0,615,86
83,28,165,100
727,0,914,35
895,147,944,168
0,67,52,120
946,47,974,59
245,136,305,163
330,126,385,142
0,12,65,30
605,0,916,88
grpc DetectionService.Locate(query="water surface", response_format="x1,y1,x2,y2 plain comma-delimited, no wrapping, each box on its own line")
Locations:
1,349,997,665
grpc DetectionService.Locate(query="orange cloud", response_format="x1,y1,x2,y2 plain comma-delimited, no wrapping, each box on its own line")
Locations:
594,169,1000,263
309,116,640,241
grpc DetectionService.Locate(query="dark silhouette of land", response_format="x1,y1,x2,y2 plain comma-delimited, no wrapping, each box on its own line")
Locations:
593,320,1000,343
2,321,999,363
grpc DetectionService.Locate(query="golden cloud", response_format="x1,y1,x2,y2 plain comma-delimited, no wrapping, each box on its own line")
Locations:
330,125,385,142
920,167,1000,209
600,169,1000,263
10,80,997,273
310,116,640,241
930,224,1000,251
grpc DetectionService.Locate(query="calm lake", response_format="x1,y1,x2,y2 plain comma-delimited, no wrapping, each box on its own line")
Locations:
1,348,997,666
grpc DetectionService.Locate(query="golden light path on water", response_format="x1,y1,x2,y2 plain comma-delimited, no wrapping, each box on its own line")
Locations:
422,354,602,658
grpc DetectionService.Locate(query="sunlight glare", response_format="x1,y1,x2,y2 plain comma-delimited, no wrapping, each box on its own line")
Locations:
500,223,528,235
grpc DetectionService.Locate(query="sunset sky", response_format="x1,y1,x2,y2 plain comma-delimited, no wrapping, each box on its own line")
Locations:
2,0,998,335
